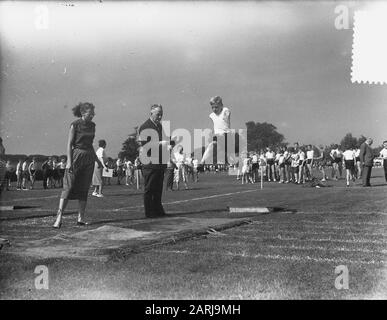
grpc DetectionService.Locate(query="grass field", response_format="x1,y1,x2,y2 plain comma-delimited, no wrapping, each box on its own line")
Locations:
0,168,386,299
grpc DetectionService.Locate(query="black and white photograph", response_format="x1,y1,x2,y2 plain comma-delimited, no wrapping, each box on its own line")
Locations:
0,0,386,303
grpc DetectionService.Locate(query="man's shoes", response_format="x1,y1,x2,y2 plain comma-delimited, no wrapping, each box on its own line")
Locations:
77,221,89,226
145,213,168,219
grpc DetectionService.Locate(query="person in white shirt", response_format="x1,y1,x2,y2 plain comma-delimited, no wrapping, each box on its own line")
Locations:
92,139,108,197
200,96,233,165
124,158,134,186
380,140,387,182
330,145,343,180
343,146,356,187
192,158,199,182
277,148,286,183
173,145,188,190
21,158,29,190
306,145,314,181
274,149,281,182
283,147,291,183
297,147,306,184
251,152,259,183
259,151,267,182
115,157,125,185
241,152,252,184
28,157,38,190
185,155,194,182
290,148,300,183
265,147,276,182
15,159,23,190
354,147,362,179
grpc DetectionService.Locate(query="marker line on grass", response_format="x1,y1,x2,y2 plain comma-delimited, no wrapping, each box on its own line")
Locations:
113,188,259,212
218,242,387,254
0,195,58,203
228,235,387,245
250,220,387,227
150,249,385,266
232,229,387,238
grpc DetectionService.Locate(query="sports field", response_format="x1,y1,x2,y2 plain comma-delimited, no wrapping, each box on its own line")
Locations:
0,168,386,299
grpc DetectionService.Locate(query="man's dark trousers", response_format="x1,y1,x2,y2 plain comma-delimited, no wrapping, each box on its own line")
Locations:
142,168,165,217
384,159,387,182
362,165,372,186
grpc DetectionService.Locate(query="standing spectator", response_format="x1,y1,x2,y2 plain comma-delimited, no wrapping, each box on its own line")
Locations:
330,145,343,180
28,157,38,190
317,146,329,182
265,147,276,182
116,156,125,185
359,138,374,187
21,158,29,190
103,157,114,186
251,152,259,183
290,148,299,183
354,146,362,179
283,147,291,183
92,139,108,197
192,158,199,182
51,157,60,188
41,157,51,189
53,102,101,228
343,146,356,187
138,104,171,218
58,157,66,188
278,148,286,183
165,158,176,191
306,145,314,180
379,140,387,183
297,147,306,184
0,138,5,191
173,145,189,190
16,159,23,190
0,137,5,155
46,157,54,188
125,158,134,186
134,156,142,188
4,160,14,191
241,152,252,184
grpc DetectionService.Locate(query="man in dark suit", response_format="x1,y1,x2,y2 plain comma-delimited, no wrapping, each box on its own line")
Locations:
138,104,172,218
359,138,374,187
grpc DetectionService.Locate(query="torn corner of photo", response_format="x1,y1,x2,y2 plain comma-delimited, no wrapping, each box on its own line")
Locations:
351,9,387,85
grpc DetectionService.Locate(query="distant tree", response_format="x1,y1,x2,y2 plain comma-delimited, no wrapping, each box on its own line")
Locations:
120,127,139,161
340,133,358,150
245,121,285,151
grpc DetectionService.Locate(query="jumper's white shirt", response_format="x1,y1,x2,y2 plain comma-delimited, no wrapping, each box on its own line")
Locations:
265,151,275,159
343,150,355,160
209,107,231,135
306,150,314,160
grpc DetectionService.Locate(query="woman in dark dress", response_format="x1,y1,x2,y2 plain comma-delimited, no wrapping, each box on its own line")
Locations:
53,102,101,228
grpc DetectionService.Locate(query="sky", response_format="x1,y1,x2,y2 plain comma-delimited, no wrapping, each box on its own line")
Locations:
0,1,386,156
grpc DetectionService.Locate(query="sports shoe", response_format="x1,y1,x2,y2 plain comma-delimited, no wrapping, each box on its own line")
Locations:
92,191,98,196
96,193,104,198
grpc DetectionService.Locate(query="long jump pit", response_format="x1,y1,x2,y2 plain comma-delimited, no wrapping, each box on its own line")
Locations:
3,216,256,262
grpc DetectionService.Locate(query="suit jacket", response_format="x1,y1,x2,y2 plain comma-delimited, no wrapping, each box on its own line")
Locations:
359,142,374,166
138,118,166,169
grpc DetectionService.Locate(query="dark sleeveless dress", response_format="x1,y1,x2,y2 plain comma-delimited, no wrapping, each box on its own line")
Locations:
60,119,96,201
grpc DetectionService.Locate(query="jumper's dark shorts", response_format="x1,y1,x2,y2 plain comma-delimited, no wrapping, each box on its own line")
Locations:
345,160,355,170
61,148,95,201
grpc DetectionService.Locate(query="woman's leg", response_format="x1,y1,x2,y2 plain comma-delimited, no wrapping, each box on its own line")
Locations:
346,169,350,186
53,198,68,227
